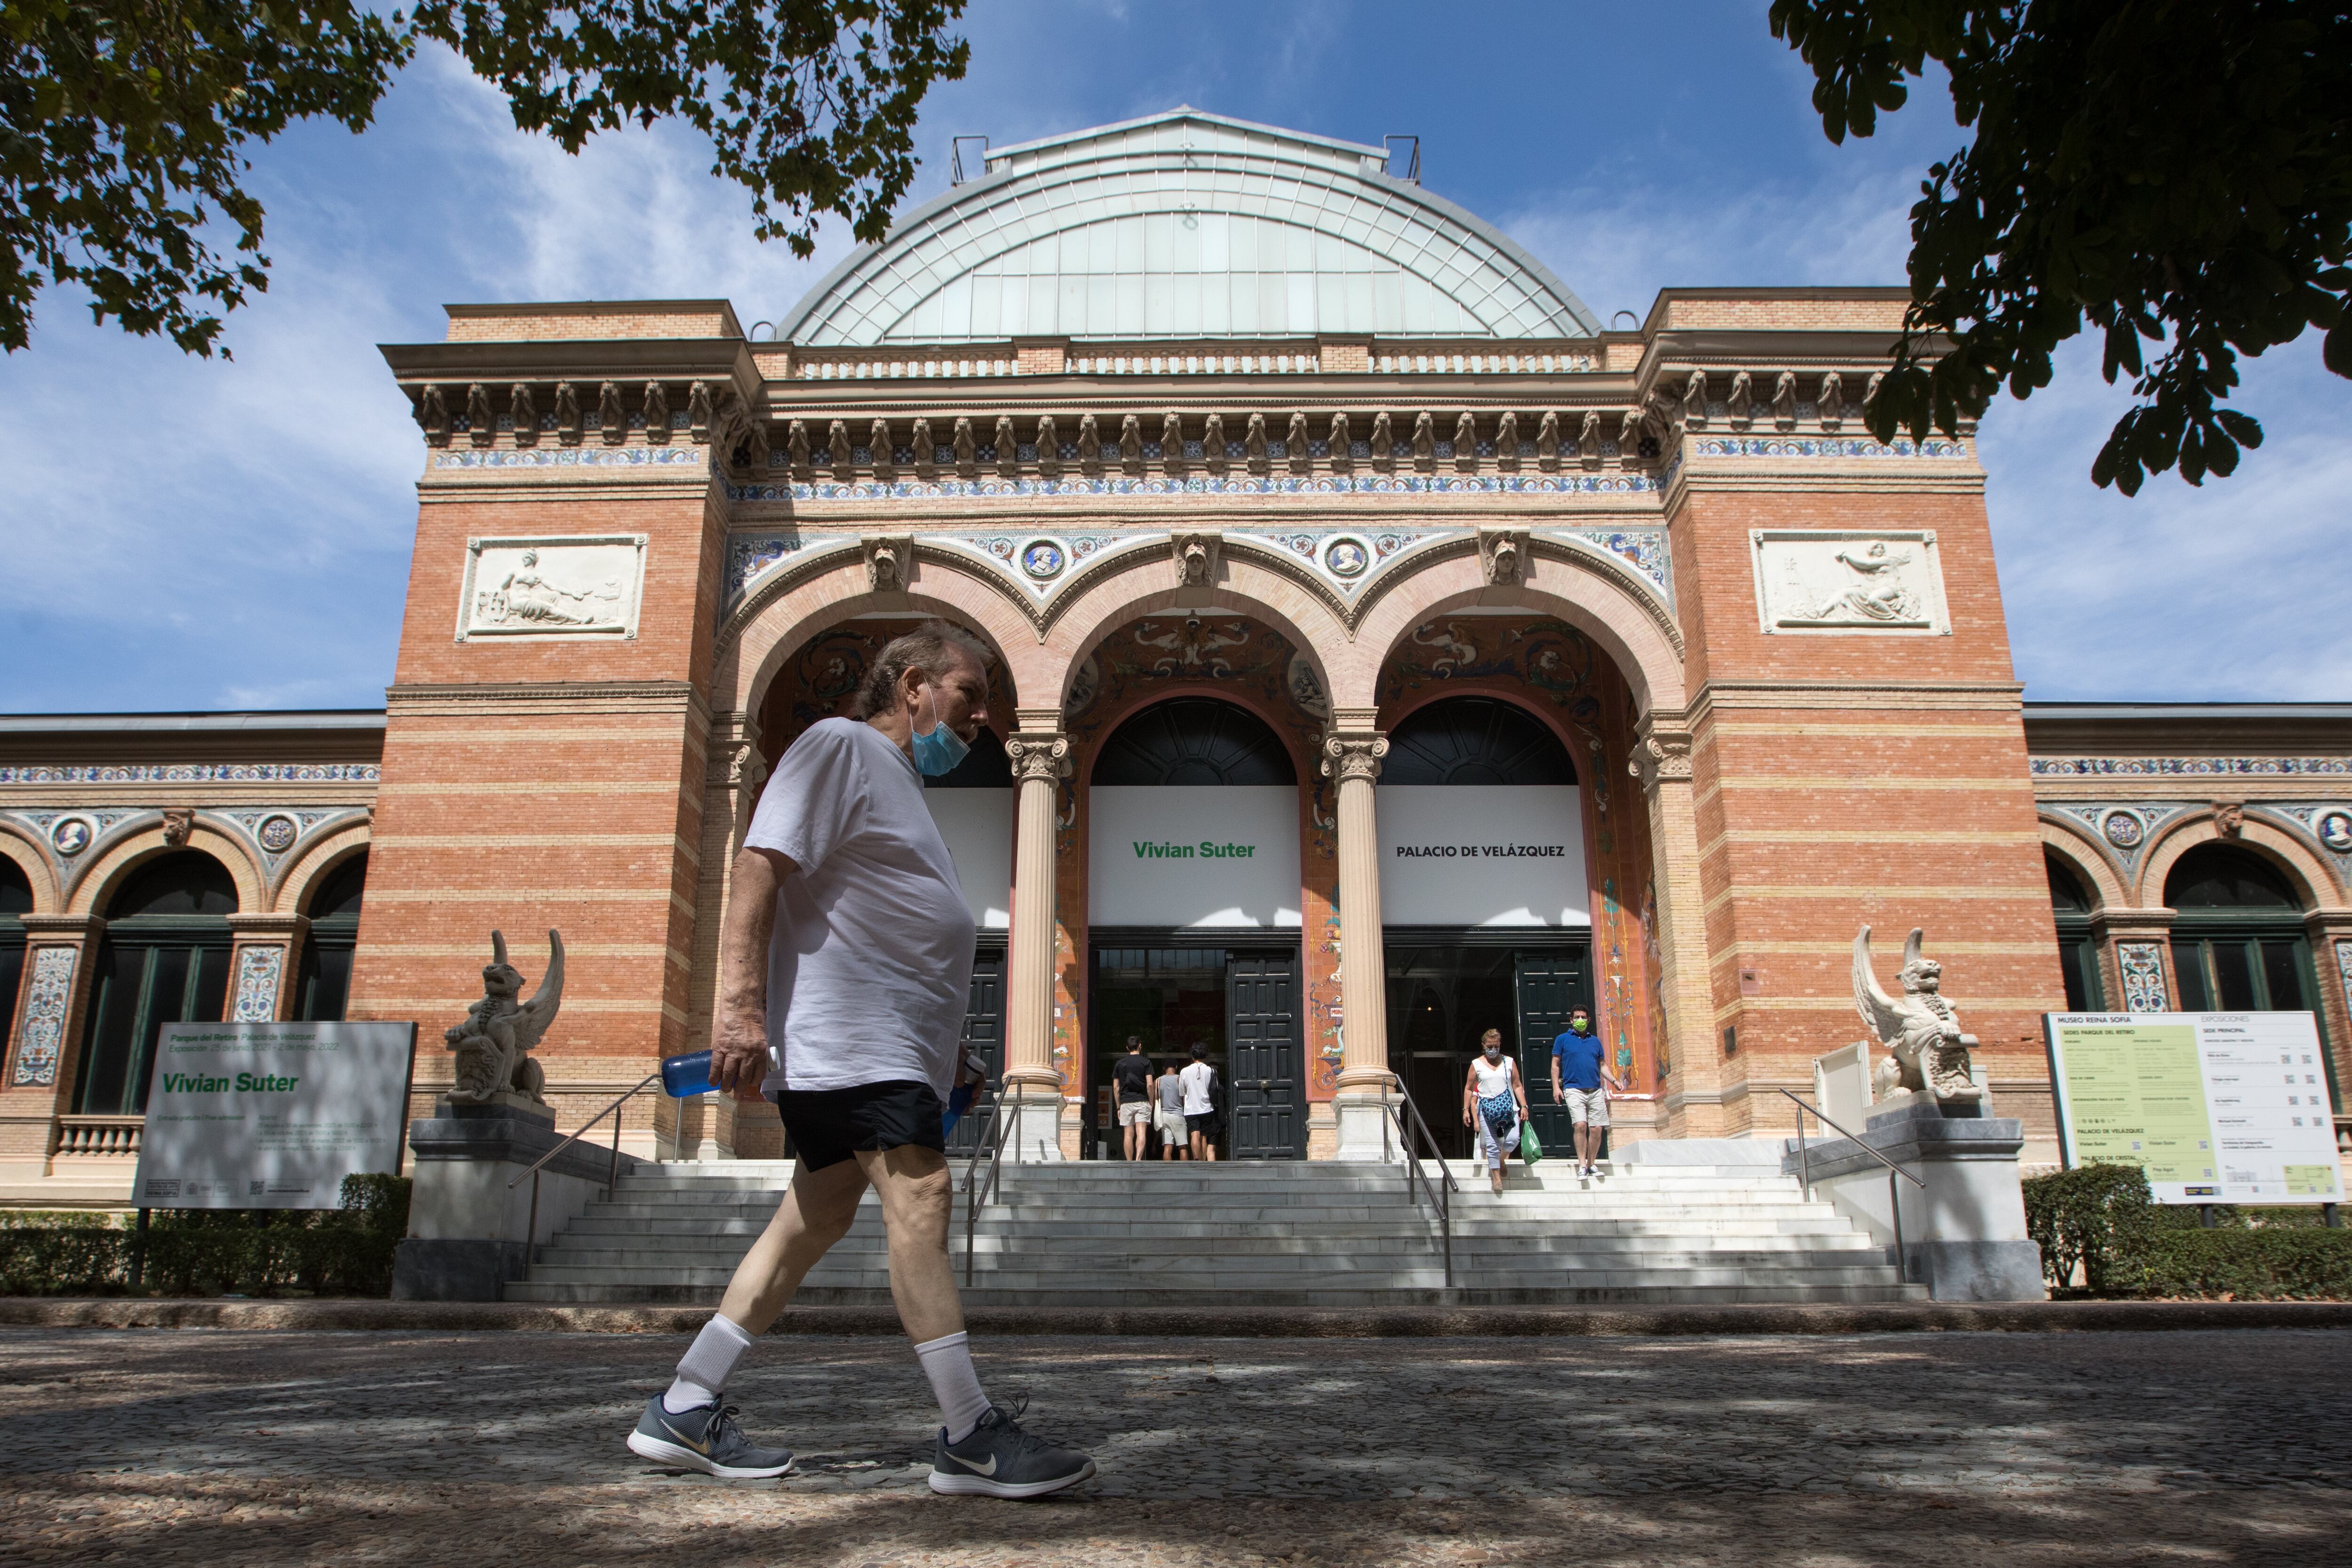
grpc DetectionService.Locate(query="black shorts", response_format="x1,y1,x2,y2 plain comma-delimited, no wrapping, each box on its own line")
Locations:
1186,1112,1216,1138
771,1080,946,1172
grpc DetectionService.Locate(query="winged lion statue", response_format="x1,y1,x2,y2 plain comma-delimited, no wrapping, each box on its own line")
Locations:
1854,925,1980,1106
445,929,564,1104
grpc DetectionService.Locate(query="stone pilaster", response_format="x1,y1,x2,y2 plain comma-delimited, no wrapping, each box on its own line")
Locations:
227,913,309,1023
693,715,766,1161
1321,716,1395,1160
2303,913,2352,1142
1631,716,1722,1137
0,914,104,1184
1004,727,1070,1161
2092,909,2177,1012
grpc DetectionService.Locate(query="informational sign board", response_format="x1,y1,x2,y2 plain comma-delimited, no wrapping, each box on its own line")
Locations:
1376,785,1589,927
1089,785,1301,928
924,788,1013,929
2044,1012,2344,1204
134,1021,419,1209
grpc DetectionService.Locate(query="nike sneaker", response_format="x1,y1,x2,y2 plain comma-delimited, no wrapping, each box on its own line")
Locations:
929,1399,1097,1498
627,1395,796,1479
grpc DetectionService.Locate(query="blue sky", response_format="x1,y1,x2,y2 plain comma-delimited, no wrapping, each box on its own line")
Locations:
3,0,2346,714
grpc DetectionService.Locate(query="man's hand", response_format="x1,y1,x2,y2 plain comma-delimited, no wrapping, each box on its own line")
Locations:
711,1004,773,1102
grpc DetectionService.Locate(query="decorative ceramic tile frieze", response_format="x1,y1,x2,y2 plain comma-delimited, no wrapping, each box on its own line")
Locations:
230,946,285,1023
218,808,358,872
432,447,702,470
2030,756,2352,776
2118,942,2169,1012
1693,435,1970,461
1750,529,1950,635
2049,802,2193,875
0,764,379,784
458,535,647,642
11,947,76,1086
1544,527,1673,606
724,531,815,613
728,471,1659,503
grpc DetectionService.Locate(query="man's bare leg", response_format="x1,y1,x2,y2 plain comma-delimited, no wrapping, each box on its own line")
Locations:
715,1157,873,1332
858,1144,963,1342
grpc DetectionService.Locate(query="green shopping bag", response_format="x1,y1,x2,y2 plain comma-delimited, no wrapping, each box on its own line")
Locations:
1519,1121,1543,1164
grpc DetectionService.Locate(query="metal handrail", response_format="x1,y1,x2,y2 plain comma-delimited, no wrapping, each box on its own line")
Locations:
1776,1087,1925,1282
960,1095,1012,1287
508,1069,660,1262
1376,1077,1457,1289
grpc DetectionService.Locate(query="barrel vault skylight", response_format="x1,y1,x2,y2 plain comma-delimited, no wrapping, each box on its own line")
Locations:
778,111,1600,346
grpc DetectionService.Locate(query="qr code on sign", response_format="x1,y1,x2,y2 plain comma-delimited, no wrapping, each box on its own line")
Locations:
249,1180,266,1197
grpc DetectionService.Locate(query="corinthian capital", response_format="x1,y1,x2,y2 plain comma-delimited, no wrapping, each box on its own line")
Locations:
1628,730,1693,794
1320,729,1388,782
1006,732,1071,783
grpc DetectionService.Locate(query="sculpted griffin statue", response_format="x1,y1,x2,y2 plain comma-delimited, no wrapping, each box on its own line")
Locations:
1854,925,1979,1106
445,930,564,1104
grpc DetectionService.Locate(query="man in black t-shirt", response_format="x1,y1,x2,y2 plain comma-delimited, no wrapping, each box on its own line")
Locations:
1112,1035,1154,1160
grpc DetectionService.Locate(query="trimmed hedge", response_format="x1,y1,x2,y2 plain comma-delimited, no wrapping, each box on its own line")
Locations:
0,1174,409,1298
2023,1162,2351,1299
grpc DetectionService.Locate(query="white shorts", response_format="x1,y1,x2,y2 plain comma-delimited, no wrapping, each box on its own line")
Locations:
1561,1086,1609,1127
1155,1106,1188,1142
1118,1100,1152,1127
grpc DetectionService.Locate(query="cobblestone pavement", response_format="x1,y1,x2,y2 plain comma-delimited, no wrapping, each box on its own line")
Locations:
4,1327,2348,1565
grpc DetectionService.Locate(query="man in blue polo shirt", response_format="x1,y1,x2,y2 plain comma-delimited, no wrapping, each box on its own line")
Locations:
1549,1009,1624,1179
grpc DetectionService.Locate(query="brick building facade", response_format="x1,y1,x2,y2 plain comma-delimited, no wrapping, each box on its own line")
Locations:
4,112,2348,1203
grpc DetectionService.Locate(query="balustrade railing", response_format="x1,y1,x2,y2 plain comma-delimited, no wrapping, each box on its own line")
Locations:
53,1116,143,1158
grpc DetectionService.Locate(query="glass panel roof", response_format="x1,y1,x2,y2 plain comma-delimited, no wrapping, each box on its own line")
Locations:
779,111,1599,345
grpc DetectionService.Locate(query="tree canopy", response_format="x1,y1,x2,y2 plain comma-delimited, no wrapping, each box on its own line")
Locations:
1771,1,2352,493
0,0,968,356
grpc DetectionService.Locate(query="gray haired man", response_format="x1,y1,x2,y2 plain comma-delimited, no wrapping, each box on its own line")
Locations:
627,621,1096,1498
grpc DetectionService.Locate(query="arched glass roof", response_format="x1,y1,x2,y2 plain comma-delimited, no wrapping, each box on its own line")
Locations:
779,111,1600,346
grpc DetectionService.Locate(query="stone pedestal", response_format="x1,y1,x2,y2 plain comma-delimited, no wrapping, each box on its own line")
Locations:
1783,1097,2046,1301
392,1099,638,1301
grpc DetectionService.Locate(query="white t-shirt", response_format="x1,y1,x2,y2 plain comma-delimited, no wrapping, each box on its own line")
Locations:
1470,1055,1516,1099
1179,1060,1216,1114
744,718,977,1096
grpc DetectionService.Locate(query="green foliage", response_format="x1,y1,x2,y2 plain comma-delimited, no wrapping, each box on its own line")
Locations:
0,1173,411,1297
1770,1,2352,494
2023,1162,2352,1298
2024,1160,2157,1293
0,1,967,356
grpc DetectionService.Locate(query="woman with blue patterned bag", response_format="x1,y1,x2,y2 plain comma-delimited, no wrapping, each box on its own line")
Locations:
1461,1028,1529,1195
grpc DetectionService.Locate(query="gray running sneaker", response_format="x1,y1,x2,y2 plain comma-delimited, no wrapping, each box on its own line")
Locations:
929,1399,1097,1498
627,1395,796,1479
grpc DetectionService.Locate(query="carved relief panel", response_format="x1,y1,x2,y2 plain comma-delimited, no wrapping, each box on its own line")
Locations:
457,535,648,642
1749,529,1951,636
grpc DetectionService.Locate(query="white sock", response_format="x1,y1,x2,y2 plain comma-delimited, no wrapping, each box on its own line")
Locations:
664,1313,755,1414
913,1330,993,1444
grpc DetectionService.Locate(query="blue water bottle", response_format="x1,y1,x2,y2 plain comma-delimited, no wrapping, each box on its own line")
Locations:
660,1051,720,1097
941,1051,989,1133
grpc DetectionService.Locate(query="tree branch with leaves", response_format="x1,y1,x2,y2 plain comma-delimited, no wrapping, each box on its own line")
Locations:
1772,0,2352,493
0,0,967,357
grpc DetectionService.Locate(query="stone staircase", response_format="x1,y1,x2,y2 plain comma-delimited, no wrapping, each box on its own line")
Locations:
504,1156,1926,1307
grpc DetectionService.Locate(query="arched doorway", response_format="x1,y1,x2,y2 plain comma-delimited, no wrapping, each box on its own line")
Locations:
77,851,236,1115
295,852,367,1021
1376,695,1592,1156
0,857,30,1062
1088,696,1303,1161
2047,851,2106,1011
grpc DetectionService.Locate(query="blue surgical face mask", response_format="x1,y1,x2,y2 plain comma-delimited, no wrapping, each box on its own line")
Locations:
909,682,971,777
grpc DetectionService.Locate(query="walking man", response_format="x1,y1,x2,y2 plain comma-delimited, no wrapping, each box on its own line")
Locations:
1154,1052,1189,1159
1113,1035,1154,1160
1550,1008,1624,1179
626,621,1096,1497
1179,1044,1219,1162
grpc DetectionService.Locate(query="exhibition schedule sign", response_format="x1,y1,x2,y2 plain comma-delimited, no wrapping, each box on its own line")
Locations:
134,1021,418,1209
2045,1012,2343,1203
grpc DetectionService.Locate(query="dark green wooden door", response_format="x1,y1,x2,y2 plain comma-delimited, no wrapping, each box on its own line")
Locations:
1514,948,1592,1155
1226,950,1302,1159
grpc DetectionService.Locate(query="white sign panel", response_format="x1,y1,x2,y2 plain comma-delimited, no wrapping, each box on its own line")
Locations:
134,1022,418,1209
1377,785,1589,927
1089,786,1301,928
925,788,1013,929
2046,1011,2344,1204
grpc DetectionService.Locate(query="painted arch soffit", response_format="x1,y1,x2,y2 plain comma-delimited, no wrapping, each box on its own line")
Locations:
0,806,369,907
776,111,1602,346
718,526,1679,653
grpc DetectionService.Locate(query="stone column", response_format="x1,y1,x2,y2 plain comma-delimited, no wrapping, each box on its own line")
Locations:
1003,726,1070,1162
0,914,104,1187
695,720,766,1162
227,914,308,1023
1632,717,1724,1137
1322,716,1395,1160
